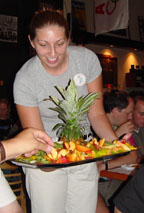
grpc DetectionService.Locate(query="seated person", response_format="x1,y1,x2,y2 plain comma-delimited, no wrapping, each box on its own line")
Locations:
132,95,144,158
114,165,144,213
0,98,22,140
0,99,22,184
96,91,142,213
0,98,11,140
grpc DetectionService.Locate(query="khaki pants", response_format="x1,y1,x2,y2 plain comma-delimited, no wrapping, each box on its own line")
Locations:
24,163,99,213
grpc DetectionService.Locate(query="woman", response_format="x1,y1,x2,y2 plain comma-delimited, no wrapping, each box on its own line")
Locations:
13,10,117,213
0,127,53,213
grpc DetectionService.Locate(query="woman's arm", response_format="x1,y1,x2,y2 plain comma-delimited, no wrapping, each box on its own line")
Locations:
16,104,44,130
87,74,117,141
97,150,142,172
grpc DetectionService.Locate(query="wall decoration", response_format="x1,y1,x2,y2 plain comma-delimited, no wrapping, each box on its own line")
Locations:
138,16,144,42
0,14,17,43
97,54,118,88
72,0,86,31
38,0,63,11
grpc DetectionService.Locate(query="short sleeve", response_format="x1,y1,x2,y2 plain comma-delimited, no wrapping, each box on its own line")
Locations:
13,72,38,107
83,48,102,83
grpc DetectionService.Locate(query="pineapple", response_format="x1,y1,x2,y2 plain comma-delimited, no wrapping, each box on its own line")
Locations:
49,79,99,142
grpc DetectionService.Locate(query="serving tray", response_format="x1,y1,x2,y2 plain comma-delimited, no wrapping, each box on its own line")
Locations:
11,151,130,169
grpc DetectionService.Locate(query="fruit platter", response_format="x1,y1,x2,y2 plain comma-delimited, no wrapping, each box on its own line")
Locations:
12,80,137,168
12,138,137,169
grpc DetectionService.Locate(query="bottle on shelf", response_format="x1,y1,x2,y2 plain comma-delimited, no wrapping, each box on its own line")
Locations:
130,65,135,73
141,65,144,71
136,65,140,72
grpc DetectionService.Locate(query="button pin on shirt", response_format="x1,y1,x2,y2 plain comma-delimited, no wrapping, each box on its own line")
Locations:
74,74,86,86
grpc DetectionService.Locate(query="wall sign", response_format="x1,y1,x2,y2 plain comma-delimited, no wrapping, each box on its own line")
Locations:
0,14,17,43
138,16,144,42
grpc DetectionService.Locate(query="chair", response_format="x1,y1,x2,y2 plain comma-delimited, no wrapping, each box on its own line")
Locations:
0,161,27,213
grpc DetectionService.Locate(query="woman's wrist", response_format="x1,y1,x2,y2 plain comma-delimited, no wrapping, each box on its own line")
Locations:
2,138,20,160
0,141,6,162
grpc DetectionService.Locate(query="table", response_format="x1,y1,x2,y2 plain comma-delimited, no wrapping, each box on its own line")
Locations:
100,165,139,181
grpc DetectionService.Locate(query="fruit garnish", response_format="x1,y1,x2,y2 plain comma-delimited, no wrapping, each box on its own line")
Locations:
49,79,99,141
16,138,137,164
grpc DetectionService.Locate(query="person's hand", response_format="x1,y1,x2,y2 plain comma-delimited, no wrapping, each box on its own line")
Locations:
122,133,132,141
2,128,54,160
115,121,134,138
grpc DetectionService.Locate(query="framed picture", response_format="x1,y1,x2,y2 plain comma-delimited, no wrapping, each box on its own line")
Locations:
38,0,63,11
138,16,144,42
72,0,86,31
97,54,118,88
0,14,18,43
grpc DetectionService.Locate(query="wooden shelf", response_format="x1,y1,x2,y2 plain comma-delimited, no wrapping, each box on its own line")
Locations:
72,30,144,52
126,72,144,87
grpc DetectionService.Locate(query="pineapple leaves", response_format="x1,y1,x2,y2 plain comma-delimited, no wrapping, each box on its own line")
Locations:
55,86,65,98
78,93,99,116
49,79,99,141
50,96,61,105
66,79,78,103
52,123,65,131
49,107,67,122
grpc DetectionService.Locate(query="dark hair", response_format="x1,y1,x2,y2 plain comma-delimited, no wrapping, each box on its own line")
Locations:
29,10,69,40
129,90,144,98
132,95,144,108
103,91,130,113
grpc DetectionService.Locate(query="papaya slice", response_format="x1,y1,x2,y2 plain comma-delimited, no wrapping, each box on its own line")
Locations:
76,144,91,152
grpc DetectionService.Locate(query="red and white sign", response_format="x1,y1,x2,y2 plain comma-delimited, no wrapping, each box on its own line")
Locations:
94,0,129,36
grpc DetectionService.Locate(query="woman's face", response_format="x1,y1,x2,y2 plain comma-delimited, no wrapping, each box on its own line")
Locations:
29,24,69,71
